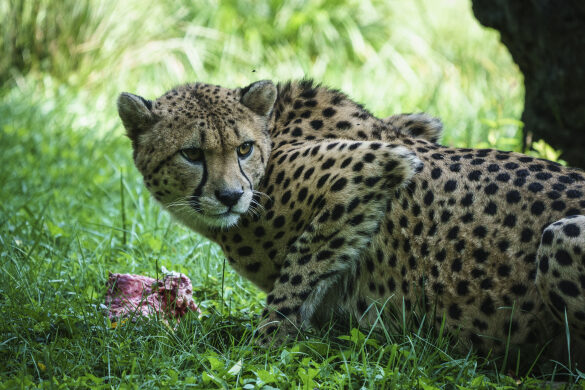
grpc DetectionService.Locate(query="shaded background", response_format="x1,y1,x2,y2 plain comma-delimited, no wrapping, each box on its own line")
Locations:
1,0,526,147
473,0,585,169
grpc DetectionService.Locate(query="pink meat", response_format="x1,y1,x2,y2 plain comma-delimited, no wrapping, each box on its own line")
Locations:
105,272,200,322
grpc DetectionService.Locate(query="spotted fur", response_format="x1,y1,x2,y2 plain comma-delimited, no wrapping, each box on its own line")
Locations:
118,80,585,366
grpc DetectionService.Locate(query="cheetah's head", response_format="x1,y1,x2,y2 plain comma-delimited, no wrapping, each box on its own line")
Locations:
117,80,276,230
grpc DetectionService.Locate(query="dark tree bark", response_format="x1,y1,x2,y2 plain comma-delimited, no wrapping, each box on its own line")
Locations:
472,0,585,169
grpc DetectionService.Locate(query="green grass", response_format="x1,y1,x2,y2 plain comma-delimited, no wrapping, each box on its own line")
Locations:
0,0,580,388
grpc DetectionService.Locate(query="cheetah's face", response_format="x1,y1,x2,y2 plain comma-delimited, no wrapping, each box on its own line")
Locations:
117,81,276,230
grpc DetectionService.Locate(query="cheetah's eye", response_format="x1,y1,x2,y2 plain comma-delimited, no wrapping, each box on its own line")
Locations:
237,142,254,158
180,148,204,163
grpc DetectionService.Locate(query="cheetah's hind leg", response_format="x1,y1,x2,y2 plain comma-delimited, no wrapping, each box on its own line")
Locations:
536,216,585,358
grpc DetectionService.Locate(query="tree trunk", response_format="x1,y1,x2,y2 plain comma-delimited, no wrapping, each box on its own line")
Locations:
472,0,585,169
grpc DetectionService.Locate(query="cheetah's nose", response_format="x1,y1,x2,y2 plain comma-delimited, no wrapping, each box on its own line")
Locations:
215,189,244,207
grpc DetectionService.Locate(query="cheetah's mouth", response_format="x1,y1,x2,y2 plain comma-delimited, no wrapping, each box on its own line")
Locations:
183,196,249,229
209,210,242,218
200,209,244,229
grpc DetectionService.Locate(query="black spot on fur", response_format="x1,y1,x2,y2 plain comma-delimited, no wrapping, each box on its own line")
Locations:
563,223,580,237
310,120,323,130
473,249,489,263
531,201,545,216
238,246,253,256
555,249,572,266
246,262,261,272
480,297,495,315
336,121,352,130
506,190,521,204
331,178,348,191
444,180,457,192
468,170,482,181
449,304,462,319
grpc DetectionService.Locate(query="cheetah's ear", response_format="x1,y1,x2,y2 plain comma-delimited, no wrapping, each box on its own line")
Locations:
239,80,277,117
383,113,443,144
117,92,157,142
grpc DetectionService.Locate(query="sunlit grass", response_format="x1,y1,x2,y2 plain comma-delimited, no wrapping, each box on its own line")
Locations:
1,0,524,144
1,0,578,387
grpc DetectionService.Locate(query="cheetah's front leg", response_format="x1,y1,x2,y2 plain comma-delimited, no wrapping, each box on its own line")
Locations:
256,140,422,346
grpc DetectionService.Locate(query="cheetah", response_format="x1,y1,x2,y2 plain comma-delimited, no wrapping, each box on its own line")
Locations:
117,80,585,367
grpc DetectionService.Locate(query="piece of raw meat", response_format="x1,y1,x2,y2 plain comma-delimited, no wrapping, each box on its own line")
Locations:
105,270,200,323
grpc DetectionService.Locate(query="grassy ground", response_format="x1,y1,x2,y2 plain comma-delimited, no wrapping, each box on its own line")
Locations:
1,0,581,388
